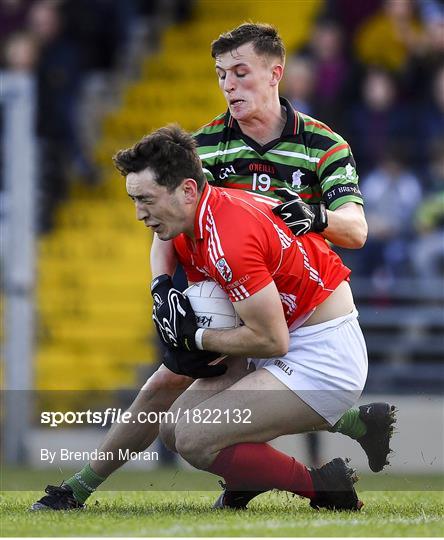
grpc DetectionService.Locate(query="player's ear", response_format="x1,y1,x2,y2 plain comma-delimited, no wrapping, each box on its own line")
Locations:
182,178,198,203
270,63,284,86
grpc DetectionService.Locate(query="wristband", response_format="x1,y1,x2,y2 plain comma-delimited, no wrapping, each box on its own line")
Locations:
313,202,328,232
195,328,205,350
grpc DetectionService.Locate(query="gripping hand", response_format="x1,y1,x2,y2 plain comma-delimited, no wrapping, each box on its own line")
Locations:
272,187,328,235
151,274,199,351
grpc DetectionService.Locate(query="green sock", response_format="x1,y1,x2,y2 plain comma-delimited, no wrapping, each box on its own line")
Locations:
330,408,367,439
65,464,105,504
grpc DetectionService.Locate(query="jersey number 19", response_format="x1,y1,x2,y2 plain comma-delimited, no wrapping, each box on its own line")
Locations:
252,173,271,192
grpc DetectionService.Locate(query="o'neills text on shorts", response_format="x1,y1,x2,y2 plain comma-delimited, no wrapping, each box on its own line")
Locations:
274,359,293,376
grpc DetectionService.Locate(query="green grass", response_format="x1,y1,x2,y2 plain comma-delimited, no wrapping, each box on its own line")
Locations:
1,469,443,537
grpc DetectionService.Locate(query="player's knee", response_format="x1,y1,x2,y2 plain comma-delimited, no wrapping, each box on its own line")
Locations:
175,433,206,469
174,424,211,470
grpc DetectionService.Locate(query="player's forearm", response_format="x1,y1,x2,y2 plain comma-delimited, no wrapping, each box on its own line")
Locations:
322,204,368,249
201,324,289,358
150,235,178,279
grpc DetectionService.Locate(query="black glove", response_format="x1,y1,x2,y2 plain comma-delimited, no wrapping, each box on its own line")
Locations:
151,274,199,351
163,348,227,378
272,187,328,235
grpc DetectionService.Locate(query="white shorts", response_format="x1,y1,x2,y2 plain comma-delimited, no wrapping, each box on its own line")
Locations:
251,309,368,425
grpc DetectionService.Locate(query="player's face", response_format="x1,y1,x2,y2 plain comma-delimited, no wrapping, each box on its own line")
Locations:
126,168,194,240
215,42,282,122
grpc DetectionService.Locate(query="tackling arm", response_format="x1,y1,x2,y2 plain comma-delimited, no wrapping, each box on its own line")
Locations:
323,202,368,249
200,282,289,358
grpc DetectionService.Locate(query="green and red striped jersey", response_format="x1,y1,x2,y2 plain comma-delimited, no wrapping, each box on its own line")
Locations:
193,97,363,211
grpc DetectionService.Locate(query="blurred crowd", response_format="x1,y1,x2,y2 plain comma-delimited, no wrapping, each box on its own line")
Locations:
283,0,444,283
1,0,443,282
0,0,191,232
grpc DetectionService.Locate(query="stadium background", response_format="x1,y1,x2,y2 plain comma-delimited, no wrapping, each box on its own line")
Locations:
1,0,443,481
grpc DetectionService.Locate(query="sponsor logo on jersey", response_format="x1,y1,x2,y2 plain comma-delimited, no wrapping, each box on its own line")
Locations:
248,163,276,174
215,257,233,282
291,169,305,188
274,359,293,376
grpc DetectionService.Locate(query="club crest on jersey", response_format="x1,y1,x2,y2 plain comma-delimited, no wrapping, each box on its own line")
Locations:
215,258,233,282
291,169,305,188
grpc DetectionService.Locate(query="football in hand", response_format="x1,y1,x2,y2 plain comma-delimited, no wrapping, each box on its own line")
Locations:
184,280,241,330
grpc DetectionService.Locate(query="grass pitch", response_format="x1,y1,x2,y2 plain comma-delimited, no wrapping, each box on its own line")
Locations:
1,469,443,537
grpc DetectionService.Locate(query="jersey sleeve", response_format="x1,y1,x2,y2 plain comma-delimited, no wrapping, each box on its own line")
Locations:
317,140,364,211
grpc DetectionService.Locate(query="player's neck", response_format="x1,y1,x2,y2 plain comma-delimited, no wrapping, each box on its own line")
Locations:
183,194,204,240
238,100,286,146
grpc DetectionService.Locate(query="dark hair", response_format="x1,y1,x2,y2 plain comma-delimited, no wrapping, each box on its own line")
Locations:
113,124,206,192
211,23,285,63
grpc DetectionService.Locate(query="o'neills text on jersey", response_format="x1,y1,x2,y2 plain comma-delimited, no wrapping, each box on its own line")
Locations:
249,163,276,174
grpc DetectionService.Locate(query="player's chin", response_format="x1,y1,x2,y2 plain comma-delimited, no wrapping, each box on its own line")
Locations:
157,230,177,242
151,226,165,238
230,110,247,121
228,103,249,119
156,231,170,241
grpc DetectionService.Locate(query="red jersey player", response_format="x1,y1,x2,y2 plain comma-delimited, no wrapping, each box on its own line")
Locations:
120,124,367,511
